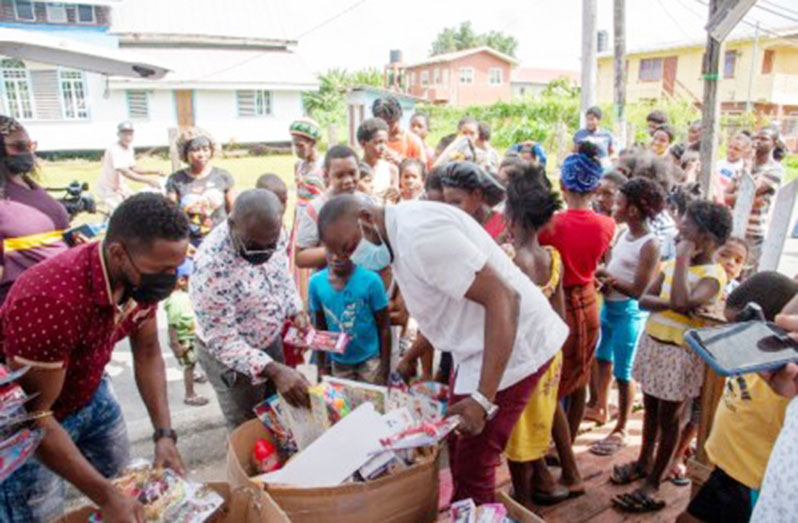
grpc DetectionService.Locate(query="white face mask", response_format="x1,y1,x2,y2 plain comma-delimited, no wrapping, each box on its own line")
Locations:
351,219,392,272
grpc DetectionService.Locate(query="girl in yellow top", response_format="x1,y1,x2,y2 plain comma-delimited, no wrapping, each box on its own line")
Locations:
502,163,573,507
612,200,732,514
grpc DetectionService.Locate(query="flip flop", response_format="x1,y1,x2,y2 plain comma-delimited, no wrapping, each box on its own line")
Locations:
610,462,646,485
532,484,570,506
612,490,666,513
590,433,627,456
184,395,209,406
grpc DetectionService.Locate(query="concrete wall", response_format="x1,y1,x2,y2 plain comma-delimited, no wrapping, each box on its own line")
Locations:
596,36,798,108
25,82,305,151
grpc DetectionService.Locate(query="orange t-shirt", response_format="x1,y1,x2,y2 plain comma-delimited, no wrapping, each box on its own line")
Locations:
388,129,428,165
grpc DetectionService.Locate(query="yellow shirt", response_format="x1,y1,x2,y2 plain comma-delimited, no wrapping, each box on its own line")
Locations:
645,260,727,346
705,374,790,489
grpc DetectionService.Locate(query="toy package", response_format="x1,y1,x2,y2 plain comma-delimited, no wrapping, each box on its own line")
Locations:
0,428,44,483
279,394,329,450
377,416,460,452
322,376,388,414
410,380,449,403
451,498,477,523
284,327,350,354
252,438,283,474
475,503,508,523
252,395,298,457
309,382,352,426
88,463,224,523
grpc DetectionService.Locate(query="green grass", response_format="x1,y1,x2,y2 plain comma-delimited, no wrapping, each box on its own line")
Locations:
38,154,298,224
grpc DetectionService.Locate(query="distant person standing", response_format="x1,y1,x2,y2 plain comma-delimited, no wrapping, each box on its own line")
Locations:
573,106,614,165
97,121,165,213
166,128,235,246
372,96,427,167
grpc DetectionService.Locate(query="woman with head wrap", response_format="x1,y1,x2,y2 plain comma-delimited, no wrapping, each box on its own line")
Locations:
0,116,69,305
538,142,615,491
288,118,325,308
440,161,507,241
166,127,235,246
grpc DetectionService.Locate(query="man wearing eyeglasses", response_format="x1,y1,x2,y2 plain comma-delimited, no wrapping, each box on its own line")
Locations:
190,189,312,430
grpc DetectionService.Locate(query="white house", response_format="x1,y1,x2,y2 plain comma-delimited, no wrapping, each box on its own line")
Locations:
0,0,318,151
510,67,579,98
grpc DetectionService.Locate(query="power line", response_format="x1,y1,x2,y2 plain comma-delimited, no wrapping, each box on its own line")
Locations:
178,0,373,84
296,0,372,39
657,0,697,40
761,0,798,18
753,2,798,23
691,0,792,39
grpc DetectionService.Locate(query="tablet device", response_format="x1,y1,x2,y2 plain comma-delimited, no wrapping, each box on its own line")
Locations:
63,223,98,247
685,321,798,376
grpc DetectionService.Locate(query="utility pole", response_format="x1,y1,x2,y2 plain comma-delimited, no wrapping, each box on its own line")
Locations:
745,21,759,113
698,0,757,195
698,0,724,196
580,0,597,127
613,0,627,149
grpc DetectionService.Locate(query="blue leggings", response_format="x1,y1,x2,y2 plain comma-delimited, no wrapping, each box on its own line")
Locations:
595,299,647,382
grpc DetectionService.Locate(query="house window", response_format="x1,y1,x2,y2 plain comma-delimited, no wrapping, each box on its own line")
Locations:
76,4,96,24
489,68,503,85
762,50,774,74
442,69,449,85
638,58,663,81
14,0,35,21
459,67,474,84
724,50,737,79
433,68,441,84
1,66,34,119
420,70,429,86
126,90,149,120
237,90,272,117
409,72,415,86
59,70,88,119
45,3,68,23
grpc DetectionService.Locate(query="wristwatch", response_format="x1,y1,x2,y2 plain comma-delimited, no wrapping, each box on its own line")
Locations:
470,391,499,420
153,428,178,444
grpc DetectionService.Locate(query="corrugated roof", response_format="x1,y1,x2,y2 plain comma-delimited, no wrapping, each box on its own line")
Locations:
510,67,579,85
108,46,317,90
403,46,519,68
110,0,289,41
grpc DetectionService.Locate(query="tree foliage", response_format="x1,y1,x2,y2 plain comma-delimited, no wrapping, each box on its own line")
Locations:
302,67,383,129
430,21,518,57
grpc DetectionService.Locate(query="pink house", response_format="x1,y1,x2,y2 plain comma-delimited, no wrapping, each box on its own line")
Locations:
399,47,517,107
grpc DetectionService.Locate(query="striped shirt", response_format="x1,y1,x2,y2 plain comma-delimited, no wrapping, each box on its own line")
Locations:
646,260,727,346
745,161,784,239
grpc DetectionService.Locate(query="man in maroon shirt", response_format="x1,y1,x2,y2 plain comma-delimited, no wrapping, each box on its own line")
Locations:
0,193,189,522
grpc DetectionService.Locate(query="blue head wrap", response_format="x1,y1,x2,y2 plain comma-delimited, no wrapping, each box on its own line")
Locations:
560,153,603,193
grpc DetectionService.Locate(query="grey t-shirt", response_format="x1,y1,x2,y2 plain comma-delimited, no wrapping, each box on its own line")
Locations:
296,191,374,249
166,167,234,243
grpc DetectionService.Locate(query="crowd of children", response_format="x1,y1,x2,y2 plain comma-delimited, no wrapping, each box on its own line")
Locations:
163,94,795,518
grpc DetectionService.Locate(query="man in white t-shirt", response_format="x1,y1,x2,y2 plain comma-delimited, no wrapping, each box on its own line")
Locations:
316,195,569,504
97,121,165,213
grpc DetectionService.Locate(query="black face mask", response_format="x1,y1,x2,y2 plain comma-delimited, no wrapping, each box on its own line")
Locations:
123,248,177,303
3,153,35,175
231,228,275,266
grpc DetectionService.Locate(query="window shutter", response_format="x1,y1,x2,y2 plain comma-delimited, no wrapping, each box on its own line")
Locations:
29,70,61,120
237,90,256,117
126,90,149,119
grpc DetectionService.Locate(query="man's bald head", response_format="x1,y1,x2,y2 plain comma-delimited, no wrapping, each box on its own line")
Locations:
229,189,283,252
318,194,367,242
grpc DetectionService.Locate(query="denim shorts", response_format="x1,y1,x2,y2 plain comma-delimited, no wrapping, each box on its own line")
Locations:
0,378,130,523
595,298,647,382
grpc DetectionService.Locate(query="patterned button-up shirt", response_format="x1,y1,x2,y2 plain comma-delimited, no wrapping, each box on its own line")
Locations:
0,242,156,420
190,222,301,381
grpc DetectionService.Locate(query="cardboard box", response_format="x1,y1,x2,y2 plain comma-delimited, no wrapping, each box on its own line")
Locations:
495,490,546,523
228,418,440,523
57,481,288,523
